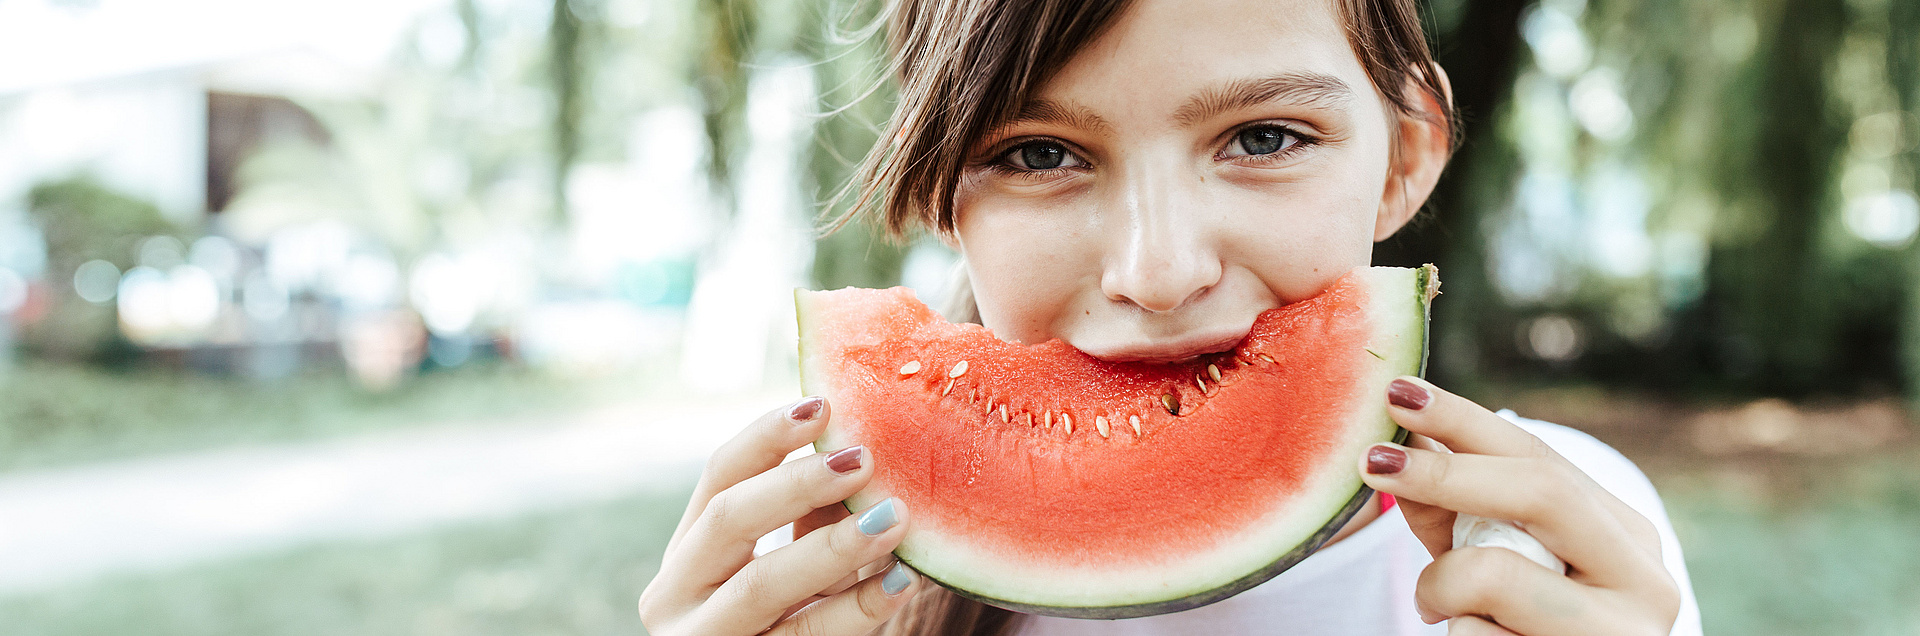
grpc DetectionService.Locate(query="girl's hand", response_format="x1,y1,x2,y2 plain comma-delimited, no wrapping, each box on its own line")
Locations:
639,397,923,635
1359,377,1681,636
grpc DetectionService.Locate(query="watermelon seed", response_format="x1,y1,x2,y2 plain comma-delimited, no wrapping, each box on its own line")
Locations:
1365,348,1385,360
999,404,1010,423
1258,353,1276,364
1129,414,1142,436
947,361,969,378
1195,374,1210,394
1044,411,1053,428
1024,412,1035,427
899,360,922,375
943,379,955,396
1095,416,1110,438
1160,394,1180,416
1207,363,1223,383
1060,412,1073,435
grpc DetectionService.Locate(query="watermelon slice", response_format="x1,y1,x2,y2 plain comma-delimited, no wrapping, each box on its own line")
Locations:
795,265,1437,618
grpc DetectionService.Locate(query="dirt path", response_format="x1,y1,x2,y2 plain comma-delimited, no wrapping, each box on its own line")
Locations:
0,396,780,596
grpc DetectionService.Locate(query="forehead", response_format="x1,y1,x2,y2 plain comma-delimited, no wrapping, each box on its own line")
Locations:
1036,0,1377,121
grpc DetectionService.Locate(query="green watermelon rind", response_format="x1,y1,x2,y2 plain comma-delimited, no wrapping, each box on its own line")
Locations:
796,265,1436,619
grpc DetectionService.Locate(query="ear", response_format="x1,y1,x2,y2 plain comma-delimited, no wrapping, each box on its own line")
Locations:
1373,65,1455,242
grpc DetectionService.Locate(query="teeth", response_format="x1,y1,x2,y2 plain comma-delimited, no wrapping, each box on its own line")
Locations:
899,360,922,375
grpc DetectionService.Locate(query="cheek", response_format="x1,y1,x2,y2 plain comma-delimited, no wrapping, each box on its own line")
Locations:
1214,151,1387,300
954,194,1098,342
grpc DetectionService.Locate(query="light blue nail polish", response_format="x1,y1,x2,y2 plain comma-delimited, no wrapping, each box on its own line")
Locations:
858,498,899,536
882,562,913,594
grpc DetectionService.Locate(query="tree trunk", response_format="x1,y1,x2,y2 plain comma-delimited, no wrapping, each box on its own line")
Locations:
1373,0,1532,390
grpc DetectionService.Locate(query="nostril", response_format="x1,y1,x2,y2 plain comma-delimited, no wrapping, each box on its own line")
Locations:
1107,277,1213,314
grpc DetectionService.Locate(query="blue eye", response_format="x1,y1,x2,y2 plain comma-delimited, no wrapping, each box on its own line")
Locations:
1020,143,1067,169
1231,126,1297,156
1002,140,1084,172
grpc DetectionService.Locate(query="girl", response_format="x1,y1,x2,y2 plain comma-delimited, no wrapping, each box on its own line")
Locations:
640,0,1700,633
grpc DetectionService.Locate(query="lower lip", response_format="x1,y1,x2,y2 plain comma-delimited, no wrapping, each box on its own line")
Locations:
1087,334,1245,364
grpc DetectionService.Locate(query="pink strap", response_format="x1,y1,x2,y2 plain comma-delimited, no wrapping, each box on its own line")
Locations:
1378,492,1397,512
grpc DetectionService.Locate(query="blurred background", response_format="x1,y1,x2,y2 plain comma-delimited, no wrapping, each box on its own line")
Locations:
0,0,1913,633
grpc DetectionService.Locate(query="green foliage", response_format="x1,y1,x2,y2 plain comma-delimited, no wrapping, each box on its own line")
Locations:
797,0,907,290
19,177,178,361
27,176,177,276
691,0,759,221
0,490,687,636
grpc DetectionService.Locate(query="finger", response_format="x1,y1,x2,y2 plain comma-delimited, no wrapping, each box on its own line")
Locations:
659,444,873,600
1396,434,1457,559
821,555,898,598
1388,383,1666,566
1386,377,1554,458
696,498,911,634
1417,546,1601,636
766,562,922,636
673,396,832,547
795,504,850,540
1446,615,1521,636
1362,443,1662,587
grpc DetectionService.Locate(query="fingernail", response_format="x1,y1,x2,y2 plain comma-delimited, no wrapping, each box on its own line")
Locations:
882,561,914,595
826,446,864,474
858,498,899,536
789,397,825,423
1367,444,1407,475
1387,378,1430,410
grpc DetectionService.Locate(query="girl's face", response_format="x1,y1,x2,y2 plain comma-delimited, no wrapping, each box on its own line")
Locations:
953,0,1446,361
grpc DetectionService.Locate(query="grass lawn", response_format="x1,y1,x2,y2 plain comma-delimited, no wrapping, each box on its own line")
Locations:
0,488,690,636
0,360,638,474
1654,447,1920,635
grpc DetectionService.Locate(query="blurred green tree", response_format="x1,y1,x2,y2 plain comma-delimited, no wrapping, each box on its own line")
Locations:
796,0,907,290
690,0,759,224
21,177,177,362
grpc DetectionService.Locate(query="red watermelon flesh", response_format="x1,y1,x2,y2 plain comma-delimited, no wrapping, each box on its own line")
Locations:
797,265,1436,618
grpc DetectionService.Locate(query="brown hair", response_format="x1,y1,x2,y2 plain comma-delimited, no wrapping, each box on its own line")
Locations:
833,0,1454,242
848,0,1452,632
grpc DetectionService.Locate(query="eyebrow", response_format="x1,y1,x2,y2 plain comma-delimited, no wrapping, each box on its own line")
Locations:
1171,72,1354,126
1000,99,1115,134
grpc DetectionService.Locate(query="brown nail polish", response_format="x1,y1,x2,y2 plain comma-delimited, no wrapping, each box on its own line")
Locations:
826,446,864,474
1387,378,1430,410
789,397,825,422
1367,444,1407,475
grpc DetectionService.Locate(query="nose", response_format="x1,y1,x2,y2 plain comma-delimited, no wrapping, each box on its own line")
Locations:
1098,165,1222,313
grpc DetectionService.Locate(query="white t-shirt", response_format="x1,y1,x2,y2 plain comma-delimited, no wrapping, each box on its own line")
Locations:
1014,413,1703,636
